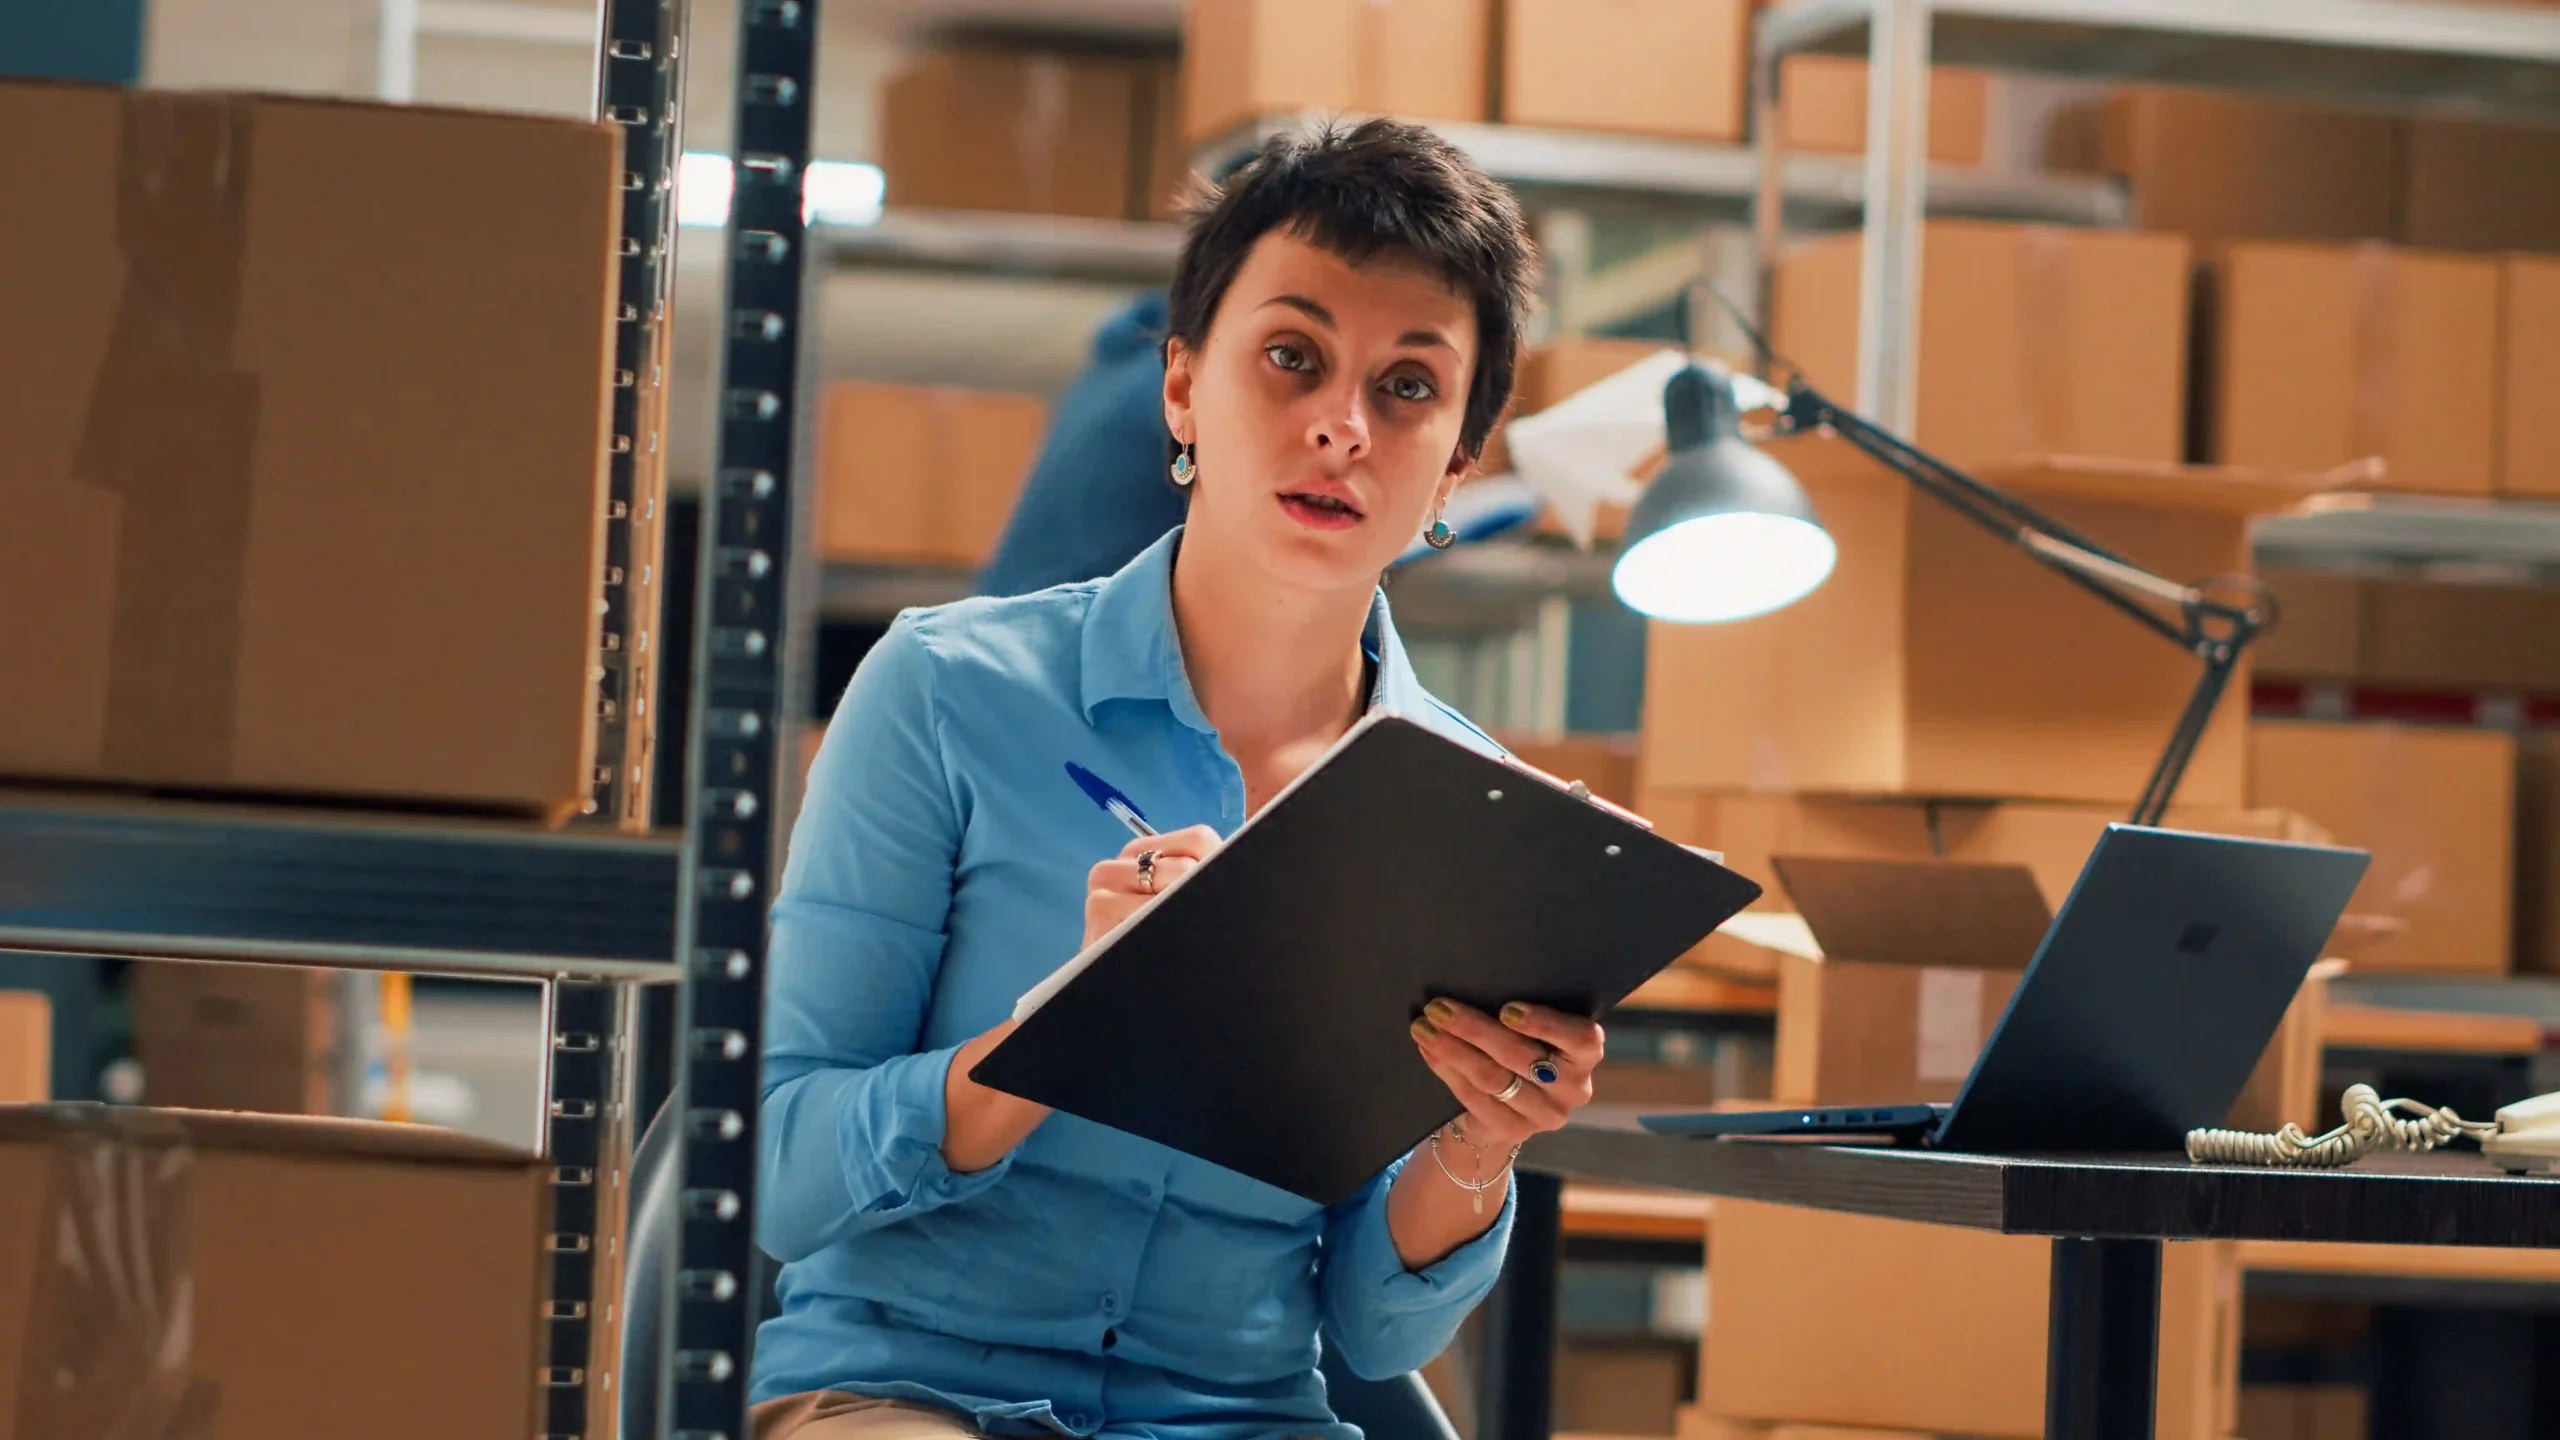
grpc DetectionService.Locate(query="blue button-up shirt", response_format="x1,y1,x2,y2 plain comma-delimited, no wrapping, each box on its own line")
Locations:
754,529,1516,1440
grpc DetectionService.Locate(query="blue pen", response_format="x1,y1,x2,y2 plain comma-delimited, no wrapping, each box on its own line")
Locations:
1065,762,1158,839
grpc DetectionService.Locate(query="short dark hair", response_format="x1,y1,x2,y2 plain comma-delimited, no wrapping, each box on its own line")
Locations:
1166,119,1536,464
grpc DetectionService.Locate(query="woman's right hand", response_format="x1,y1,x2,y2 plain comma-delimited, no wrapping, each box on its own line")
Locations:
1085,824,1222,946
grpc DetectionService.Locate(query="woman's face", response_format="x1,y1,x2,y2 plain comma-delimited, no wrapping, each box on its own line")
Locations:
1165,228,1480,596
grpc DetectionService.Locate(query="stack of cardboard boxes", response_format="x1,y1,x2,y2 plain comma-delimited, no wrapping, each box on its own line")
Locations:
0,81,648,825
1176,0,1988,162
0,81,634,1435
1624,217,2347,1440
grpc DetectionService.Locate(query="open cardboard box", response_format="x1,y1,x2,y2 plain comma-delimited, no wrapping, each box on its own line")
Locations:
1761,851,2345,1115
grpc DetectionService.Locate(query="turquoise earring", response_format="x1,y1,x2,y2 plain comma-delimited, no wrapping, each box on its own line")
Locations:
1425,512,1456,550
1170,445,1196,486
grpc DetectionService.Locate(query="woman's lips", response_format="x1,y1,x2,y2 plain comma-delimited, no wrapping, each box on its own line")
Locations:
1278,491,1364,530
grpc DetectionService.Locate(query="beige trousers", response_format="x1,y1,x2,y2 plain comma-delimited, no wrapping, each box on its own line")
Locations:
753,1394,980,1440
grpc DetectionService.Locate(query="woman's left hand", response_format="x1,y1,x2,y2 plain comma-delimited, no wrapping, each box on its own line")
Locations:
1410,999,1605,1154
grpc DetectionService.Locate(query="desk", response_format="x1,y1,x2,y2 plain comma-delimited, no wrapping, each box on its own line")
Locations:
1509,1125,2560,1440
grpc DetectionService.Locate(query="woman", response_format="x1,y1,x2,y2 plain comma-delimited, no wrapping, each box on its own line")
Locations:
754,120,1605,1440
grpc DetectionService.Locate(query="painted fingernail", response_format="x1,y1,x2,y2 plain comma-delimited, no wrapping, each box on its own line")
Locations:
1501,1003,1529,1027
1424,999,1457,1024
1411,1018,1438,1042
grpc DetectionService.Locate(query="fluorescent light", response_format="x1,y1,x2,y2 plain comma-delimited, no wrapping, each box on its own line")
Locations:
675,151,884,229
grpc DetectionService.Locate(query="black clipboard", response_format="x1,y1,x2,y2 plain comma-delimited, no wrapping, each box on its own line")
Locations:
971,713,1762,1205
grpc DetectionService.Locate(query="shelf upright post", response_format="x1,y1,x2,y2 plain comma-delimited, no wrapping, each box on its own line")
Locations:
1853,0,1931,433
662,0,820,1435
537,1,693,1436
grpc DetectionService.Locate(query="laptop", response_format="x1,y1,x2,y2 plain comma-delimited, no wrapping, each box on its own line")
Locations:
1643,825,2371,1153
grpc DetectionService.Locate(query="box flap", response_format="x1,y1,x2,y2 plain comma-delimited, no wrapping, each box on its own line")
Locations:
0,1104,542,1169
1772,855,2052,971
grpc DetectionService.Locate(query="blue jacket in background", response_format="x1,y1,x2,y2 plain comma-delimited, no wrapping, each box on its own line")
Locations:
975,292,1188,599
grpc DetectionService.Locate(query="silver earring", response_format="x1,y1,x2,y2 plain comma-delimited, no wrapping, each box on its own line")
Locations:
1170,445,1196,487
1425,513,1456,550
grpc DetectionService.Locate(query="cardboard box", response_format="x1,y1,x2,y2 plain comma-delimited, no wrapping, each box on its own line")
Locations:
2403,118,2560,256
1500,0,1752,142
132,961,337,1114
0,995,45,1104
1780,57,1988,166
2516,732,2560,976
2503,256,2560,498
883,47,1151,220
1557,1341,1689,1436
2251,569,2560,694
1640,443,2329,807
0,1105,549,1439
2251,721,2516,974
2238,1386,2371,1440
2203,242,2501,497
1644,789,2327,992
816,383,1049,567
0,81,621,815
1774,221,2192,465
2054,88,2401,250
1141,57,1191,220
898,47,1152,220
1180,0,1494,145
1700,1200,2238,1439
1760,835,2323,1107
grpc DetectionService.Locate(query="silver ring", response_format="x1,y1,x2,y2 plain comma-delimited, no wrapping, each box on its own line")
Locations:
1531,1053,1561,1086
1135,851,1158,894
1493,1075,1524,1104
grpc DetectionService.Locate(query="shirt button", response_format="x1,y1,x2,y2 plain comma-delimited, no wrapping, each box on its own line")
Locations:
1128,1179,1156,1200
1067,1414,1093,1432
1100,1290,1121,1316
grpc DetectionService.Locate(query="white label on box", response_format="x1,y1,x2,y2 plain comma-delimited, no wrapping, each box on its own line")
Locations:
1916,967,1986,1081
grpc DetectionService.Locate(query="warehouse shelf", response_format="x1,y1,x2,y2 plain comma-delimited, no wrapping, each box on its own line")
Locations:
1197,114,2129,225
837,0,1180,43
0,791,680,979
2252,494,2560,579
2330,974,2560,1028
819,538,1623,634
820,209,1185,284
1764,0,2560,121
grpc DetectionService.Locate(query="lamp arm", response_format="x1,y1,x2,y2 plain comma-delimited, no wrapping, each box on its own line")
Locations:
1775,382,2264,825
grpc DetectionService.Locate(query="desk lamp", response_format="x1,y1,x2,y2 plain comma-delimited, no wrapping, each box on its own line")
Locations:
1613,363,2273,828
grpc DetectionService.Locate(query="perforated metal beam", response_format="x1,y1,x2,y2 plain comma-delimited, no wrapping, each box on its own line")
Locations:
662,0,818,1434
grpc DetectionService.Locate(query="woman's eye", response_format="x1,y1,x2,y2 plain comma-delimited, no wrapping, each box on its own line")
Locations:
1265,342,1311,373
1386,373,1437,403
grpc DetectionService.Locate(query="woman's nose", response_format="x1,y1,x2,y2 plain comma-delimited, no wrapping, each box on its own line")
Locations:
1306,385,1371,460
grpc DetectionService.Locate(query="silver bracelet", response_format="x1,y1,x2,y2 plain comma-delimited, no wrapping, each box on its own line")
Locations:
1426,1124,1520,1216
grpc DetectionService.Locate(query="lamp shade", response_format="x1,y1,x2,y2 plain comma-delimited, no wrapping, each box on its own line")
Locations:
1612,367,1837,624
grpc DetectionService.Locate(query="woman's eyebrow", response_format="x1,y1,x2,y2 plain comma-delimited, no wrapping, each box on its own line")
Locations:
1395,327,1458,355
1260,294,1336,328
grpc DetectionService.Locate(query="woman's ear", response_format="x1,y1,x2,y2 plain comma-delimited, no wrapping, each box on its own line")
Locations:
1163,335,1197,445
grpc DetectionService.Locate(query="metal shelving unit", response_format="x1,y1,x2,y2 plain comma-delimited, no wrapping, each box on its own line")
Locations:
1197,112,2127,225
2254,493,2560,581
1756,0,2560,436
819,208,1183,284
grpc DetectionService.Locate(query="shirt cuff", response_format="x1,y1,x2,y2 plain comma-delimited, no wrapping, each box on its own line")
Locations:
836,1043,1016,1219
1336,1153,1517,1314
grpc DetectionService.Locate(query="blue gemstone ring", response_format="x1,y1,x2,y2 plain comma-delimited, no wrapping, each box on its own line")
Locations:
1530,1054,1561,1085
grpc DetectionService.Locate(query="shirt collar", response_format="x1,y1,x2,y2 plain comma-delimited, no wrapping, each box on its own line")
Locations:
1079,526,1427,733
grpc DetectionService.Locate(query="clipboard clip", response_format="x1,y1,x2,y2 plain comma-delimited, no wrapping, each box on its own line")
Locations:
1495,754,1655,831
